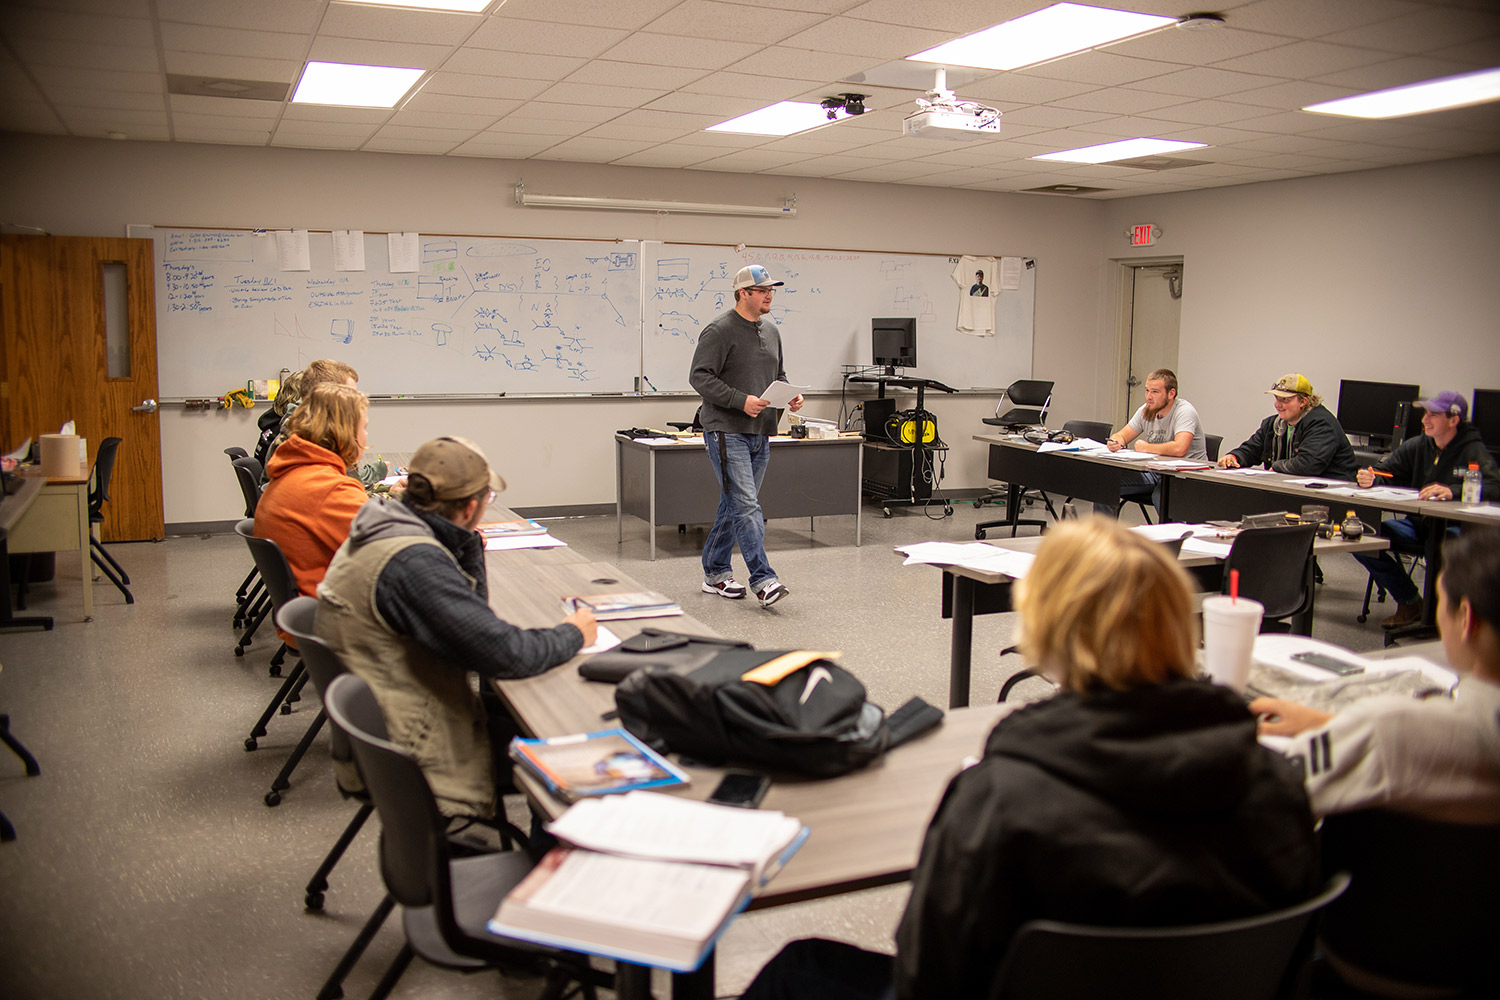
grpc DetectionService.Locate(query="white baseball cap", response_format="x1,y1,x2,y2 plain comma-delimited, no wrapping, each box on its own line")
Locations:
731,264,784,290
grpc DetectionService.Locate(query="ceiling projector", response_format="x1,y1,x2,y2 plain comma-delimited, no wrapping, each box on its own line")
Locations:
902,68,1001,141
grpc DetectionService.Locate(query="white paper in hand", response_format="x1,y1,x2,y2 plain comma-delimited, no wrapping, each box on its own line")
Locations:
760,381,809,407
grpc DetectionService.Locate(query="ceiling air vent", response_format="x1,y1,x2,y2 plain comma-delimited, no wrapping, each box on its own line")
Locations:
1023,184,1111,195
1108,155,1210,171
167,75,290,102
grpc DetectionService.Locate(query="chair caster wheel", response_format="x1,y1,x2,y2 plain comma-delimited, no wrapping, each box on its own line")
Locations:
973,499,983,508
234,646,244,657
279,703,292,715
305,891,325,910
264,791,281,807
244,737,258,751
882,507,893,518
944,505,953,517
975,528,987,540
268,665,281,677
1356,614,1367,623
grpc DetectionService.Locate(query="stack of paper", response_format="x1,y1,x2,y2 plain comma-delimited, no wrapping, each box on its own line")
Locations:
563,590,682,620
488,792,807,971
896,542,1036,578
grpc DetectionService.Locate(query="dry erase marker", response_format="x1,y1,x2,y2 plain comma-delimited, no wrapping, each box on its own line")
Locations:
1365,467,1393,479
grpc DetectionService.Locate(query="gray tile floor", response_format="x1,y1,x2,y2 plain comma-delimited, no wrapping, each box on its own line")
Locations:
0,498,1407,999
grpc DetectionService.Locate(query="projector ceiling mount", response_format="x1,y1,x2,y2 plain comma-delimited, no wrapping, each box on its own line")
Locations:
902,68,1001,141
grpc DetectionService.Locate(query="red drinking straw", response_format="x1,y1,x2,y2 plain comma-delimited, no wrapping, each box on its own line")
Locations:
1230,569,1239,604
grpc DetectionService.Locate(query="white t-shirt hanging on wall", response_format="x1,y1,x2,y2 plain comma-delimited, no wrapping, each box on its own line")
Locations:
953,255,997,336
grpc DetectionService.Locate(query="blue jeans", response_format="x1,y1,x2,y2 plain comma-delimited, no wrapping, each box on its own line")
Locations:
1095,471,1162,516
702,432,778,591
1352,515,1456,606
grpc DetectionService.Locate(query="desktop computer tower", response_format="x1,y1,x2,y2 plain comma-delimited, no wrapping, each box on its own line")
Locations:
862,397,897,442
1390,401,1422,449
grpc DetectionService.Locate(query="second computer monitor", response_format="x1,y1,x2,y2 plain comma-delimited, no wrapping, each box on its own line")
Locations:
1337,379,1420,449
872,317,916,375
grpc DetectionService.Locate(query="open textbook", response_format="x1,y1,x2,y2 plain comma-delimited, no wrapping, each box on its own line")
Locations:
489,792,807,971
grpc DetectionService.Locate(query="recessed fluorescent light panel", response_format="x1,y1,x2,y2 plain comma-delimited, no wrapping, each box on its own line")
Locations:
337,0,495,11
1034,137,1207,163
908,3,1176,72
1302,66,1500,119
292,61,426,108
707,101,851,136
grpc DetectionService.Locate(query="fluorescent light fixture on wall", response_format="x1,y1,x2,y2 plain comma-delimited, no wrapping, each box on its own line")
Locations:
707,101,853,136
908,3,1176,72
291,61,426,108
1034,137,1207,163
337,0,495,11
514,184,797,218
1302,66,1500,118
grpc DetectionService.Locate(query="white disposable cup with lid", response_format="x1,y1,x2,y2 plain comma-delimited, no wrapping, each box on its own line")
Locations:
1201,595,1263,692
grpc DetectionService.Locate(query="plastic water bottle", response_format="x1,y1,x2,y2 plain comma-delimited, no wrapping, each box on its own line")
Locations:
1462,462,1482,504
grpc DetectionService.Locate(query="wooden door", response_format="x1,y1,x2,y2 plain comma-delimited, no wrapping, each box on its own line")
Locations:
1,235,164,541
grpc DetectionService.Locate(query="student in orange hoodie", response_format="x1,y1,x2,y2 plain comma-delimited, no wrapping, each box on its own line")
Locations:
255,382,370,597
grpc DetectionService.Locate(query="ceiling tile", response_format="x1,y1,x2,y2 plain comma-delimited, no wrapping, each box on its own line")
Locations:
46,86,170,112
274,119,379,138
160,23,306,60
724,45,874,82
280,105,389,125
582,122,701,142
1231,79,1359,109
422,71,549,101
1310,54,1479,90
599,32,761,70
319,4,480,46
531,79,669,109
0,101,66,133
1104,25,1296,64
609,146,725,168
449,134,558,157
1018,51,1187,88
1323,6,1500,53
1128,65,1287,99
1222,0,1418,39
486,117,595,137
536,135,659,162
642,1,827,45
776,16,954,59
29,65,162,93
1210,40,1399,77
999,105,1114,128
386,109,498,130
171,109,275,128
271,133,367,150
306,37,451,68
680,70,816,101
960,74,1099,105
16,39,159,72
1052,87,1190,115
0,7,154,46
401,92,522,117
493,0,682,30
690,149,817,171
563,59,708,91
371,123,475,143
504,101,621,124
171,125,270,144
466,18,628,58
156,0,322,34
439,49,586,80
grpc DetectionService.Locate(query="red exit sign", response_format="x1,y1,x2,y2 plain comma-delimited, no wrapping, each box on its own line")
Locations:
1130,224,1158,247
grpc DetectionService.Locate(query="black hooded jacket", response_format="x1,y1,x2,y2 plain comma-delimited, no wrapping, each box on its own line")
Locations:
1371,421,1500,498
892,680,1318,1000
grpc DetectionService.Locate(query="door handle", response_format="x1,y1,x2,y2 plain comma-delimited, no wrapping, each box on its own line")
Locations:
132,398,158,413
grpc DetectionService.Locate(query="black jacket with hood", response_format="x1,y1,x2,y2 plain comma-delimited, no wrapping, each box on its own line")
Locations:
1371,421,1500,499
892,680,1318,1000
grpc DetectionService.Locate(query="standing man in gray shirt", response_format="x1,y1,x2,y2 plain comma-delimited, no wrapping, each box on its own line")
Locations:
1095,368,1207,516
689,264,804,607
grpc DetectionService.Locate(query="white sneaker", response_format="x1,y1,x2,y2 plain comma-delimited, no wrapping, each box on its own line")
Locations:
702,579,747,599
755,581,789,607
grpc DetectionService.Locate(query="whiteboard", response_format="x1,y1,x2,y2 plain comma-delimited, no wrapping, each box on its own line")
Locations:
153,228,642,396
150,228,1033,397
642,243,1034,392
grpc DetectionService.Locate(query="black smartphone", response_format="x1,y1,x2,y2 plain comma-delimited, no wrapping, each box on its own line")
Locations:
1290,650,1365,676
707,770,771,809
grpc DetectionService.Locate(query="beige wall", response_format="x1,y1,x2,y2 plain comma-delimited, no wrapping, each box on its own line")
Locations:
1100,154,1500,448
4,134,1496,527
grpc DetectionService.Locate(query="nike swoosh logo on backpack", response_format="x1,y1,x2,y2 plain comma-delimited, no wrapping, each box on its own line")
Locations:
799,666,832,705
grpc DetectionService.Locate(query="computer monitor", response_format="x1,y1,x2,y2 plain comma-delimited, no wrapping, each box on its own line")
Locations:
1336,379,1420,449
1471,388,1500,460
872,317,916,375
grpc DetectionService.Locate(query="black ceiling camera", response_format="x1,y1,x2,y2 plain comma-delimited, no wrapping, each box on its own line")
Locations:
821,93,867,120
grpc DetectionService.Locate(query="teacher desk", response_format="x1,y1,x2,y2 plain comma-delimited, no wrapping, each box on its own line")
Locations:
6,459,94,622
616,433,863,560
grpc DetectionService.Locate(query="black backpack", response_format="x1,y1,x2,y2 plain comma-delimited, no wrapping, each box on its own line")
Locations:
615,648,940,778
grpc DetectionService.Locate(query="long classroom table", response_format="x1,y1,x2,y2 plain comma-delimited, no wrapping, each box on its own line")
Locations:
480,502,1005,999
913,530,1390,708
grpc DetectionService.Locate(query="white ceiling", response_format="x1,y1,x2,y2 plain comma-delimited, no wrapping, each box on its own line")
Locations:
2,0,1498,199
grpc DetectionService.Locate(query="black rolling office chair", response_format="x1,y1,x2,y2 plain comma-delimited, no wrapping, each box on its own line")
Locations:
1317,810,1499,998
226,448,261,628
1205,434,1223,462
234,519,316,807
1054,419,1114,515
976,380,1056,538
987,873,1349,1000
1,709,42,841
87,436,133,604
1221,524,1318,636
323,674,609,1000
231,457,270,640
